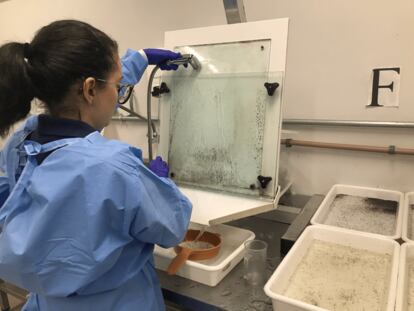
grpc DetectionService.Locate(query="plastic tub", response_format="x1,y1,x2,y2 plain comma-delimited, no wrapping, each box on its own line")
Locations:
154,223,255,286
264,225,399,311
311,184,403,240
395,243,414,311
402,192,414,243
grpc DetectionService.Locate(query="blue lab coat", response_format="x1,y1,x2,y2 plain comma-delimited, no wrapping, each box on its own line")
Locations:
0,113,192,310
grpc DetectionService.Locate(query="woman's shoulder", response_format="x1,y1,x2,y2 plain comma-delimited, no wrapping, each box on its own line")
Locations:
48,134,145,174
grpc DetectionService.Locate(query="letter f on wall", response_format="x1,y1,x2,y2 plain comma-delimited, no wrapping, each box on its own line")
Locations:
368,67,400,107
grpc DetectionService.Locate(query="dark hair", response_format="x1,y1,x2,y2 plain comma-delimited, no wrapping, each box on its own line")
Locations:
0,19,118,137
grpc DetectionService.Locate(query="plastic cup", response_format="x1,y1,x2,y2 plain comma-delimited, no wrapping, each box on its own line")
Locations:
243,239,268,286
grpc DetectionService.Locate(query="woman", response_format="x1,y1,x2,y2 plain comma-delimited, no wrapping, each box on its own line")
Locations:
0,20,192,310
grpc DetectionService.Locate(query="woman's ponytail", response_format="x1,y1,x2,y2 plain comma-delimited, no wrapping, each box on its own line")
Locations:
0,42,34,137
0,20,118,137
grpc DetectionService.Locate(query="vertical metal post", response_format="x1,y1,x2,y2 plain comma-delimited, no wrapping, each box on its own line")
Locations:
223,0,247,24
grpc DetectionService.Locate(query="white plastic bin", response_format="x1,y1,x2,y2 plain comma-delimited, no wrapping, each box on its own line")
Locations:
402,192,414,243
395,243,414,311
154,223,254,286
311,184,403,240
264,225,399,311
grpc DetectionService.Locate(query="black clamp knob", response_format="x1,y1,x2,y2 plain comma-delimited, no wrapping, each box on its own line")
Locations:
257,175,272,189
388,145,396,154
264,82,279,96
152,82,170,97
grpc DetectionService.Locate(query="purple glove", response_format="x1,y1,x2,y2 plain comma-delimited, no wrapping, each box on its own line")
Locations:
143,48,182,70
148,156,169,178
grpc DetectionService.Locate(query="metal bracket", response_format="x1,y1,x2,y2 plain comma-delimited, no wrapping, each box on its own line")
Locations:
388,145,396,154
148,131,160,144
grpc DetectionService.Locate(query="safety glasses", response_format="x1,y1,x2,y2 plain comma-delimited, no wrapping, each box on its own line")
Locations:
96,78,134,105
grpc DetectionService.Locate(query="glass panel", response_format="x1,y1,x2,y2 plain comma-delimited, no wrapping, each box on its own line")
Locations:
174,40,271,75
161,40,272,197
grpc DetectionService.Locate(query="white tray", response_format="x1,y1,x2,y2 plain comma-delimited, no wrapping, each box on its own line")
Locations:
311,184,403,240
154,223,255,287
396,243,414,311
402,192,414,243
264,225,400,311
177,186,279,226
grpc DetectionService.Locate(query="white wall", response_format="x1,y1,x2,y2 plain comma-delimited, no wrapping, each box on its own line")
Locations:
244,0,414,194
245,0,414,121
1,0,414,195
0,0,226,149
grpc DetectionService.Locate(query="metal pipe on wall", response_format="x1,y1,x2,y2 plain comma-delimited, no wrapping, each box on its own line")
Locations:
283,119,414,129
281,139,414,156
114,117,414,130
